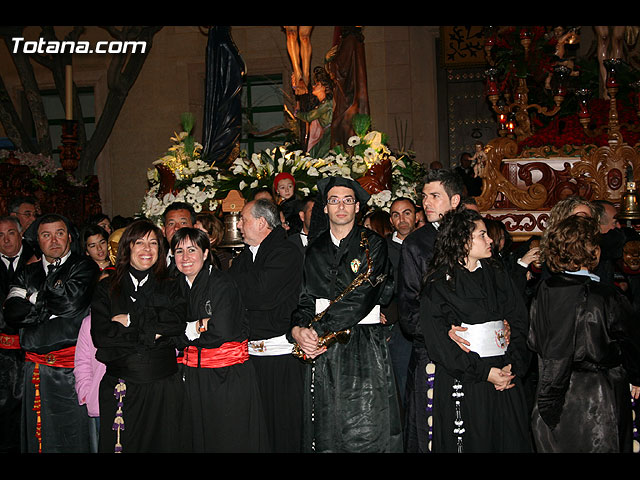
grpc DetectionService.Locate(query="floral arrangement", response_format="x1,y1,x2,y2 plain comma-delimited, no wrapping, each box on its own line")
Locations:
140,113,425,224
141,113,222,224
0,149,85,189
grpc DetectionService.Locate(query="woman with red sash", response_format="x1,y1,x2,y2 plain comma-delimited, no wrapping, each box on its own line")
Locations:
171,227,269,453
91,220,189,453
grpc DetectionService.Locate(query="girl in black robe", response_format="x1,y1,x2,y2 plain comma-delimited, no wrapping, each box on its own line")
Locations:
171,228,269,453
91,220,188,453
419,207,532,453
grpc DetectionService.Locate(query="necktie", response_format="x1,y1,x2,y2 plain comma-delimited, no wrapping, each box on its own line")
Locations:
47,259,61,275
4,256,17,276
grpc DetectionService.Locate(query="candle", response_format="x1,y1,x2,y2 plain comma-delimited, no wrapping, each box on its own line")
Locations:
65,64,73,120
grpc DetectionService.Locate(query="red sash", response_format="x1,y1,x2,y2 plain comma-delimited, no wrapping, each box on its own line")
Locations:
0,333,20,350
183,340,249,369
25,346,76,368
25,346,76,453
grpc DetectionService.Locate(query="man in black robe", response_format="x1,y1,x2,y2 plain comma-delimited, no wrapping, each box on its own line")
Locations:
397,169,463,453
3,214,99,453
229,199,305,453
289,176,400,452
0,216,34,452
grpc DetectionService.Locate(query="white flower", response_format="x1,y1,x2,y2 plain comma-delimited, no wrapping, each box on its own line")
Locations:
232,164,244,175
147,168,159,182
364,148,377,161
192,202,202,213
307,166,319,177
162,193,176,205
250,180,259,189
239,180,247,190
348,136,361,147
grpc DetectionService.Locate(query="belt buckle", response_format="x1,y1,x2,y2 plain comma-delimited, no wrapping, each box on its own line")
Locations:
45,353,56,365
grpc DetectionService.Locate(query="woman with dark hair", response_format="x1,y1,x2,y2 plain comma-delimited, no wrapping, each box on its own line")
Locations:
529,214,640,452
171,227,269,452
419,207,531,453
90,219,188,453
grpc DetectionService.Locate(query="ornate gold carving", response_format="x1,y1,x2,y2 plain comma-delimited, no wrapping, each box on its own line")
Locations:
570,135,640,203
475,137,548,211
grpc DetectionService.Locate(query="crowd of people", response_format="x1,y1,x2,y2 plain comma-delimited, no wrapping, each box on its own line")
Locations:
0,164,639,454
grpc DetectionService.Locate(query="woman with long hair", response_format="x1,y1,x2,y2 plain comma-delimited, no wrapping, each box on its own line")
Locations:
90,219,188,453
419,207,531,453
171,227,269,452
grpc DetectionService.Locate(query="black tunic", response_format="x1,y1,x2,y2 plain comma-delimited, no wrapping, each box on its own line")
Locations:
91,269,188,453
3,252,99,453
528,272,640,452
0,240,33,453
396,222,438,452
229,225,306,453
176,262,269,453
290,224,401,452
420,260,532,453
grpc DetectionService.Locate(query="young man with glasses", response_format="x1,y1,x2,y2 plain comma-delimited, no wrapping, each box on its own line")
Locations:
289,175,401,452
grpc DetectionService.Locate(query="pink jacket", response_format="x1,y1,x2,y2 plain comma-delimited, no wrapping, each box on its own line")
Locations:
73,314,106,418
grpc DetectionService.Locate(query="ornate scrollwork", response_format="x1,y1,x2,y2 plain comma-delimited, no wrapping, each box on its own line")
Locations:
570,137,640,202
475,137,548,211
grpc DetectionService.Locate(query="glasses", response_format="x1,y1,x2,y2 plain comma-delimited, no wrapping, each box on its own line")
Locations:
17,211,36,218
327,197,357,205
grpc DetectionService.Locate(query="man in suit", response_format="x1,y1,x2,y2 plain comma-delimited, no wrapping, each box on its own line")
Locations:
3,214,99,452
385,198,417,411
0,215,34,452
288,196,315,253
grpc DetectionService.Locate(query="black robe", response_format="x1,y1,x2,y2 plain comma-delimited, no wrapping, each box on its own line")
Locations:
528,272,640,453
420,260,532,453
290,224,401,452
0,240,33,453
175,262,269,453
228,225,306,452
3,252,99,453
396,222,438,452
91,269,188,453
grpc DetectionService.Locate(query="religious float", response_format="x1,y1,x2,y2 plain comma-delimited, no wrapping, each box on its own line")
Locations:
474,26,640,239
140,27,427,237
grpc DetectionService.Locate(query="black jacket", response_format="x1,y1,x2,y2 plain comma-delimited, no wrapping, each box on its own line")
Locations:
397,222,438,344
4,252,99,354
229,225,304,340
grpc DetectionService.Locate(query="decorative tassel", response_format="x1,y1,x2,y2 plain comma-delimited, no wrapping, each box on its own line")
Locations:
31,363,42,453
632,391,639,454
425,362,436,452
452,379,465,453
113,379,126,453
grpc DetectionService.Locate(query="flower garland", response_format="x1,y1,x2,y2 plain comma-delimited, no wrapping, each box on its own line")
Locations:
141,113,426,224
